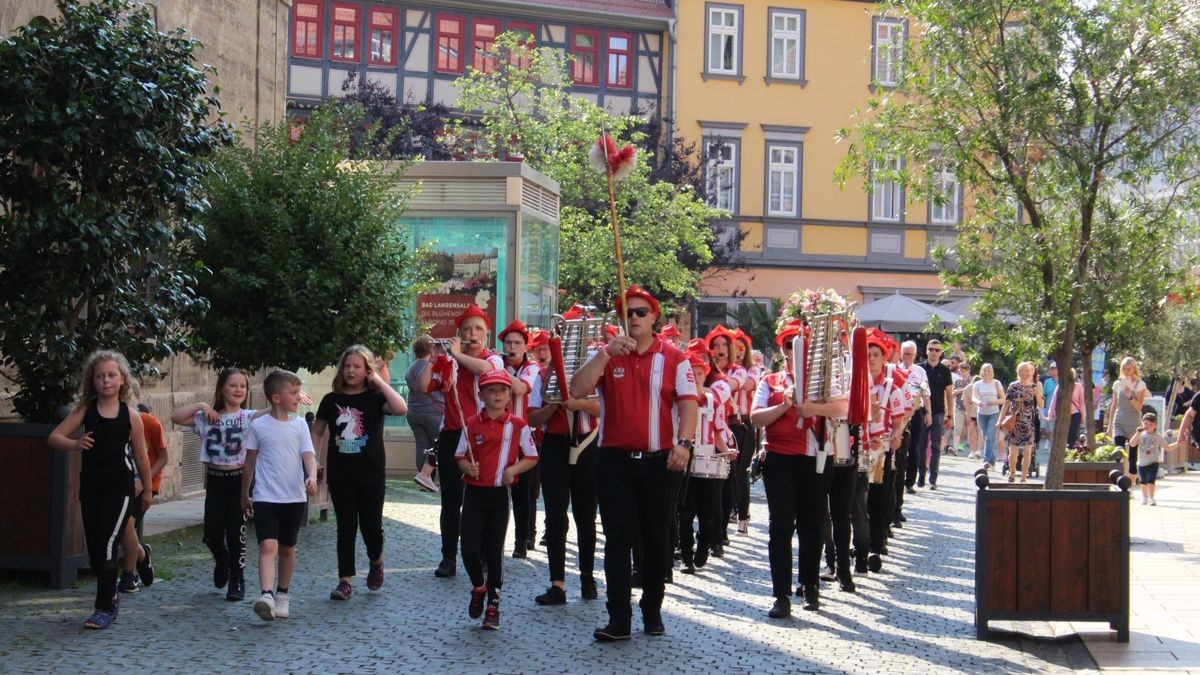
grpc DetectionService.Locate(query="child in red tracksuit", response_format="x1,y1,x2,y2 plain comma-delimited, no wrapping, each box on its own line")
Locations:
457,369,539,630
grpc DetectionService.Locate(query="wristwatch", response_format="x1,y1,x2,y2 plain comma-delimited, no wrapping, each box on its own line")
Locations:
676,439,695,452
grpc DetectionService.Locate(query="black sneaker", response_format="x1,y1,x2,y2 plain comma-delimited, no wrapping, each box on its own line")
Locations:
905,486,916,495
468,585,487,619
137,544,154,587
482,601,500,630
819,566,837,582
526,537,536,551
513,541,528,559
535,585,566,606
118,571,141,594
868,554,882,572
855,557,869,574
694,547,709,569
643,612,665,636
803,585,820,611
897,513,908,523
580,575,598,600
434,559,456,578
768,596,791,619
710,542,724,559
213,554,229,589
838,574,857,593
593,623,632,642
226,575,245,602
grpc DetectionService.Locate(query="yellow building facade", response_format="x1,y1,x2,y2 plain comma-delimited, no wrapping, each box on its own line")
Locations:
673,0,960,332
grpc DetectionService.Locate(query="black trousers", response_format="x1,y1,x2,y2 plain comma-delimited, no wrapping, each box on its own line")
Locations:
460,485,508,600
328,483,385,578
511,467,534,548
596,448,673,628
540,432,598,583
904,412,926,489
80,483,133,611
868,451,895,554
762,452,828,599
892,428,911,522
436,429,465,564
849,468,871,559
677,475,722,557
820,462,856,576
723,420,755,524
203,470,247,579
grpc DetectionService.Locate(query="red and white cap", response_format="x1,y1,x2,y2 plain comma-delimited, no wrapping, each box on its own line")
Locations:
498,319,530,344
660,324,682,339
528,328,549,349
455,304,492,329
478,369,512,389
614,284,660,316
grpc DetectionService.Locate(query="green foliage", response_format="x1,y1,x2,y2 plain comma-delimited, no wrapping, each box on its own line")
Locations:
0,0,233,421
445,33,719,309
837,0,1200,487
1069,432,1125,463
194,105,431,373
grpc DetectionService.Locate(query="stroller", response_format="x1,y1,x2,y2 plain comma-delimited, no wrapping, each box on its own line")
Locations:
1000,446,1041,478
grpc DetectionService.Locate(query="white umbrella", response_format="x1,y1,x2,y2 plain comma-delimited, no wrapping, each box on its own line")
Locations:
855,292,959,332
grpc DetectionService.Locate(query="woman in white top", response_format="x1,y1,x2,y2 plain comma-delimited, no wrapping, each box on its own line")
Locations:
972,364,1006,469
1107,356,1149,480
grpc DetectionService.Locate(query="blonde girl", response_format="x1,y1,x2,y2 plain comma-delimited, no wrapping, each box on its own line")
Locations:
1107,356,1148,480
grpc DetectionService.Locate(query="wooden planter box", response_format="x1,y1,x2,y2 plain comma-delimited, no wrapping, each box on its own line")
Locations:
1062,460,1123,484
975,476,1130,642
0,424,88,588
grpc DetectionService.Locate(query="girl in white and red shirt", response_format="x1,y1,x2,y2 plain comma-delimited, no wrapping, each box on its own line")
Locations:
498,319,543,558
678,347,734,574
456,369,539,630
862,330,909,572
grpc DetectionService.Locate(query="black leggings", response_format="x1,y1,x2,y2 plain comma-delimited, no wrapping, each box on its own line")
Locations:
540,433,598,583
328,483,385,578
460,485,508,599
820,462,856,575
81,485,132,611
678,475,723,557
849,468,871,558
868,451,895,555
511,468,534,548
203,470,246,578
436,429,465,563
762,453,828,598
726,421,755,521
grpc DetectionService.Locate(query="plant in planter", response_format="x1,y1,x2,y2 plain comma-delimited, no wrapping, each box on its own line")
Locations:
0,0,231,587
1064,434,1126,484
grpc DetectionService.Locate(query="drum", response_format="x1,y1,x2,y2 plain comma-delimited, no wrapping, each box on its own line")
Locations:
690,442,730,479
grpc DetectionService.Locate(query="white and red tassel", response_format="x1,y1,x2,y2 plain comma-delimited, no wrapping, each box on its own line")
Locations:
589,132,638,181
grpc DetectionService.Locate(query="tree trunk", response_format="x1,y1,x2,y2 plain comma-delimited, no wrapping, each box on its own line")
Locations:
1081,346,1096,448
1045,344,1077,489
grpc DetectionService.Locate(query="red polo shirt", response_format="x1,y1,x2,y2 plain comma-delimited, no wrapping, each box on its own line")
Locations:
456,411,538,487
596,338,698,451
752,371,816,456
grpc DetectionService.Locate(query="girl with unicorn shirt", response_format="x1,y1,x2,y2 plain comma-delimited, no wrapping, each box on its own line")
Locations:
311,345,408,601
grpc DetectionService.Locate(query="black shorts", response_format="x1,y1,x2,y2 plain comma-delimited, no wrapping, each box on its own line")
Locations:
253,501,306,547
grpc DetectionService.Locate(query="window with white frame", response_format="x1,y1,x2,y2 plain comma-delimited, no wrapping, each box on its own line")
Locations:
707,6,739,75
873,18,905,87
767,145,799,216
930,162,960,224
871,155,903,222
707,141,737,212
769,11,803,79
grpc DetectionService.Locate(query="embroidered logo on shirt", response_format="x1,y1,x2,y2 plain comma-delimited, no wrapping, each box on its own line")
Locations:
613,367,626,379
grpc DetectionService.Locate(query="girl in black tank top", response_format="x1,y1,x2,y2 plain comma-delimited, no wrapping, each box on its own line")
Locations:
81,399,135,492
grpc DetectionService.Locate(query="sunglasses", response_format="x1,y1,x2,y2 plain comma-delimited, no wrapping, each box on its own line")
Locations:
928,348,942,353
627,307,652,318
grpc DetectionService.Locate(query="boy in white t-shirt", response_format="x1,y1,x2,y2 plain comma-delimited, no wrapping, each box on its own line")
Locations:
240,370,318,622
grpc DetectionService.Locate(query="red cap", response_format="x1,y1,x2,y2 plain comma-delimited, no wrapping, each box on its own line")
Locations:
498,319,530,344
454,304,492,330
561,303,589,320
614,284,660,317
686,338,710,354
864,327,894,359
686,350,710,372
478,369,512,389
732,328,752,348
775,319,807,347
528,328,548,349
704,325,736,350
660,323,681,339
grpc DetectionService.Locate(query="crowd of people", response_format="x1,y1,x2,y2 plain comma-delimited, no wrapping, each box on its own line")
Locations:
44,284,1193,635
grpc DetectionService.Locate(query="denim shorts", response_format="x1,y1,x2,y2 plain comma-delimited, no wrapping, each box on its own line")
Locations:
1137,463,1159,485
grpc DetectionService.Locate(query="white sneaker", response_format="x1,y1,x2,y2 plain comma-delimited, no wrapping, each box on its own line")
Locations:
1150,499,1157,506
414,473,439,493
274,593,290,618
1142,497,1149,505
253,592,275,621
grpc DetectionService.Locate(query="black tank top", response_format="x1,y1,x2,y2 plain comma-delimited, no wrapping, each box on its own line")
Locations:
81,400,135,492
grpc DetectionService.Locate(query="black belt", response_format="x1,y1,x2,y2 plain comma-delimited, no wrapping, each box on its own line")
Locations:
605,447,668,460
207,466,244,478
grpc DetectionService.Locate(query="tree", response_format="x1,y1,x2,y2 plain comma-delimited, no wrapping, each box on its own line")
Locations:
445,33,721,309
194,105,430,373
0,0,232,422
1139,300,1200,422
838,0,1200,487
336,71,455,161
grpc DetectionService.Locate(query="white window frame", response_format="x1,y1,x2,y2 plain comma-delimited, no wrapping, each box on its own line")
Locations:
929,162,960,224
707,6,739,75
873,18,906,88
767,145,799,217
707,140,738,212
769,10,803,80
871,155,903,222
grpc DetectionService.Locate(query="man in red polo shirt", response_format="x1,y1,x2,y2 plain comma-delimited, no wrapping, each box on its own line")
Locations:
571,285,698,643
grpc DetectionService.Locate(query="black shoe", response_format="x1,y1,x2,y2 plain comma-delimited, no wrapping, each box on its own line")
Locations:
887,526,895,539
226,575,245,602
581,575,598,600
513,541,528,559
213,554,228,589
681,560,696,575
539,534,548,548
526,537,537,551
897,513,908,523
535,585,567,606
694,547,709,569
768,596,791,619
137,544,154,587
880,544,889,555
594,623,632,642
892,520,903,529
631,569,642,589
819,566,837,582
917,481,925,488
855,557,869,574
673,549,682,561
803,585,820,611
118,571,141,594
665,568,674,584
838,574,857,593
710,542,724,559
434,559,456,578
643,612,665,636
905,486,916,495
929,483,938,491
868,554,882,572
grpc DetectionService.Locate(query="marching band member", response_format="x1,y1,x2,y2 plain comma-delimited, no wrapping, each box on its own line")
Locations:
659,323,685,349
498,320,542,559
419,305,505,579
529,329,552,371
863,329,909,573
730,328,759,536
752,319,848,619
571,285,698,643
678,342,734,574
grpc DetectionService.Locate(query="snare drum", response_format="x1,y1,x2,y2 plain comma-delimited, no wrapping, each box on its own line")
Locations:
690,442,731,479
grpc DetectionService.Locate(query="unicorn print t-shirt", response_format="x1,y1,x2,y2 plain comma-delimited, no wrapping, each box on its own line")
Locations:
316,389,389,487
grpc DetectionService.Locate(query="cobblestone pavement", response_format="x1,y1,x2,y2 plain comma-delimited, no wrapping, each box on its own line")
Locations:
0,456,1096,674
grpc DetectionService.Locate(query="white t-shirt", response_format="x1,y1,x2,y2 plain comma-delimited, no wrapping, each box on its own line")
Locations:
245,415,314,504
195,408,257,466
974,379,1005,415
